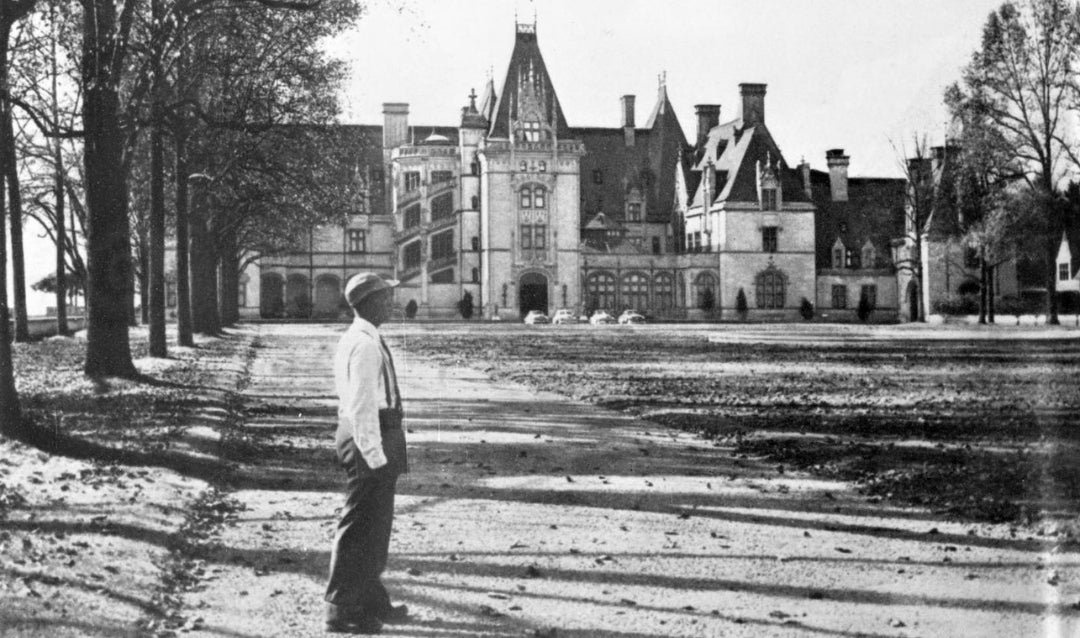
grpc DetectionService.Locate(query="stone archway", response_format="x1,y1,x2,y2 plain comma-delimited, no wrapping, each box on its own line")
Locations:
314,274,341,318
518,272,548,317
285,274,310,318
260,273,284,318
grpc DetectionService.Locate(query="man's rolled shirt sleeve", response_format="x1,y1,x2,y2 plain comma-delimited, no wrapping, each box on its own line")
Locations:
344,338,388,470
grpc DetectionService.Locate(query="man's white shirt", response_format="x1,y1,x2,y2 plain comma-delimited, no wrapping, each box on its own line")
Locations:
334,316,398,470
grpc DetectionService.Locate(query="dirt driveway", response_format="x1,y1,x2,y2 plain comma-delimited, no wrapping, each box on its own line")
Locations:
176,323,1079,638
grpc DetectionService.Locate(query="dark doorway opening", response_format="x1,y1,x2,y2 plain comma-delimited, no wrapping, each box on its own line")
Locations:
519,272,548,317
907,281,919,322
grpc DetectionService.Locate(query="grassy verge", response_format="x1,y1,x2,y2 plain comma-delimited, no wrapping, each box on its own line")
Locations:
0,328,254,637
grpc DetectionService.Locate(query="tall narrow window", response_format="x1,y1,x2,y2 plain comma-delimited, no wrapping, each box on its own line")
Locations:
471,236,480,252
533,187,546,209
348,229,366,253
862,242,876,269
403,241,422,270
520,225,532,249
1061,263,1072,281
627,202,642,222
593,169,603,184
832,284,847,309
762,226,778,253
431,230,454,261
472,268,479,283
755,269,786,309
520,188,532,208
832,247,844,269
404,171,421,192
652,236,661,254
431,193,453,222
522,120,542,142
762,187,777,210
404,204,421,229
534,225,546,250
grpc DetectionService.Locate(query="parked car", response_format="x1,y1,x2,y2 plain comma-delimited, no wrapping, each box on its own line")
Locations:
523,310,550,324
618,310,646,325
589,310,616,325
552,309,579,324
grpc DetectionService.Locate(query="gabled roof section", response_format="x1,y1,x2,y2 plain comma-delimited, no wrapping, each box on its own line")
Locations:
688,120,809,208
488,23,570,139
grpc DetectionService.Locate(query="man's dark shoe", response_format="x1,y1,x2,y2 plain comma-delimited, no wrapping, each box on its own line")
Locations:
326,603,382,634
374,603,408,624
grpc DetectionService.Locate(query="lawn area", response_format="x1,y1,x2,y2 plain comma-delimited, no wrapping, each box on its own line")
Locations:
393,322,1080,533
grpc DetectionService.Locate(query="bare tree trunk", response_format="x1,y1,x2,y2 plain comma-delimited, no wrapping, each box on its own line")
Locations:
1047,238,1060,325
978,254,988,325
82,0,136,377
48,3,67,337
137,230,148,326
174,137,193,346
189,174,220,335
2,65,28,342
0,118,21,437
146,0,166,357
217,229,239,326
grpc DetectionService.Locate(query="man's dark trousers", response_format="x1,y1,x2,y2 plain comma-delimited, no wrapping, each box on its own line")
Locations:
325,436,397,614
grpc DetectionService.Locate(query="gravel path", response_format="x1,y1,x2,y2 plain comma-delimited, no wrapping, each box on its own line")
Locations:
176,324,1079,638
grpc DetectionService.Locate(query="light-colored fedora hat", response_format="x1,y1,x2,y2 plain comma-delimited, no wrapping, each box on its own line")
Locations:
344,272,400,306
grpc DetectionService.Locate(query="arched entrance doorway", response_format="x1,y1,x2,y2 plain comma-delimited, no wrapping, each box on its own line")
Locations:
260,273,284,318
518,272,548,317
906,280,919,322
285,274,309,318
314,274,341,318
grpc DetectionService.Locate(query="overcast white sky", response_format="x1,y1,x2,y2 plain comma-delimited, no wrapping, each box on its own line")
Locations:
14,0,1006,316
329,0,1005,177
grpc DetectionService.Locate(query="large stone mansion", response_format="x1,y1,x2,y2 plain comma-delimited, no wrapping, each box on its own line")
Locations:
233,22,1011,322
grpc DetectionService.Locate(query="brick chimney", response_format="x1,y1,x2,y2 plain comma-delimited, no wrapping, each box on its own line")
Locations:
621,95,636,147
739,83,767,127
826,149,849,202
382,102,409,149
797,158,812,200
694,104,721,150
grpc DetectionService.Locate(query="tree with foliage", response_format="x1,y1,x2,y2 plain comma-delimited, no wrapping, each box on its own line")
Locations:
857,288,874,322
891,135,937,323
948,0,1080,324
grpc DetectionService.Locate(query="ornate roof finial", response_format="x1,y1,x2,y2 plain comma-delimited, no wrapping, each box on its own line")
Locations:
468,88,478,110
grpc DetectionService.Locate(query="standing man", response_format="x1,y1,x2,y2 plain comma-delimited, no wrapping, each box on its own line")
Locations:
326,272,409,634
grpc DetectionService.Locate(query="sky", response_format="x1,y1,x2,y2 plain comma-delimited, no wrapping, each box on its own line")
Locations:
13,0,1006,316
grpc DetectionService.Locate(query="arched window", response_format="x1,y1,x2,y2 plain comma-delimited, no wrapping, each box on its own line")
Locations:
654,272,674,312
621,272,649,311
520,187,532,208
533,187,546,209
471,267,479,283
755,268,786,309
694,271,718,311
586,271,616,312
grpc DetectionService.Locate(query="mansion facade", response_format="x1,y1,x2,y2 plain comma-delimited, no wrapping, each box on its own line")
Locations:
237,22,1008,323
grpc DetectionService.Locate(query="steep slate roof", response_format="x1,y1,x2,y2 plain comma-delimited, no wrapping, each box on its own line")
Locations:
573,85,688,224
488,25,570,139
808,169,906,270
688,119,811,208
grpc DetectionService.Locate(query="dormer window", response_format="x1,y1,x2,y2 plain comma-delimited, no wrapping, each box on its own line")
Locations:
861,240,876,269
521,120,542,142
831,238,845,269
